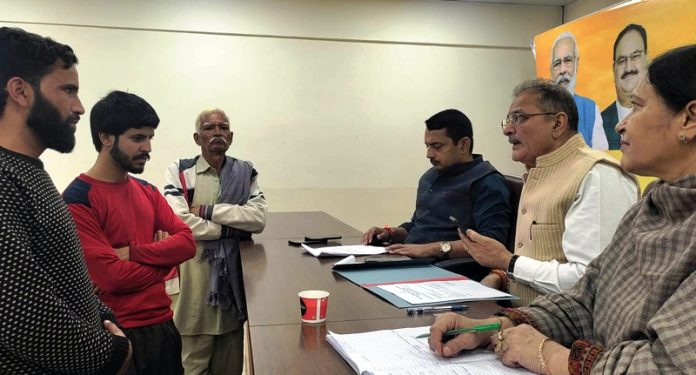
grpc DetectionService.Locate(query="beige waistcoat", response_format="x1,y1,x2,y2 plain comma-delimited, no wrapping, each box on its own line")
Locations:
509,134,622,305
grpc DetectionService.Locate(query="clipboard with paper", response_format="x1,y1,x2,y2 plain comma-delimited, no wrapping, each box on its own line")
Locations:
334,264,517,308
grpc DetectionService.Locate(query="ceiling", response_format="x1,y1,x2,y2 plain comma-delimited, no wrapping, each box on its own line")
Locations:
443,0,576,6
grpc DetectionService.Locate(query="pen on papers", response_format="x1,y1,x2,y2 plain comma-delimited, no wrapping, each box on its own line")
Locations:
406,304,468,315
415,322,501,339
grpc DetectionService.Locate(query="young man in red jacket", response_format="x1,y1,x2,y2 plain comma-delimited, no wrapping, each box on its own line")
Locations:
64,91,196,375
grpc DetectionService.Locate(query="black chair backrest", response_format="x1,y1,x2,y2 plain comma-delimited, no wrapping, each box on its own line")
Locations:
503,174,523,252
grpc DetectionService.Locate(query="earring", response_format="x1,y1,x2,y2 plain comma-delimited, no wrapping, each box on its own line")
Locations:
679,132,690,145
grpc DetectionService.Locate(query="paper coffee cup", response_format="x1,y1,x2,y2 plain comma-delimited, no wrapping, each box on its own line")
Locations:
298,290,330,323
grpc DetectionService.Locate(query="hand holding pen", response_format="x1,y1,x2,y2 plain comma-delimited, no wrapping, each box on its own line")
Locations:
428,313,502,358
416,322,500,339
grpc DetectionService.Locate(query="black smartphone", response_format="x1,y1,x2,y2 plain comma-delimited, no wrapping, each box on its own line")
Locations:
449,216,468,232
304,234,342,241
288,239,333,246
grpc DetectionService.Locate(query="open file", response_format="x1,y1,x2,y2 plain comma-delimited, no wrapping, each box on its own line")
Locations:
327,326,532,375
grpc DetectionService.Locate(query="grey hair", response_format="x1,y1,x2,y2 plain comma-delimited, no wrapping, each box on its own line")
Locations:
194,108,229,132
513,78,579,132
550,31,578,65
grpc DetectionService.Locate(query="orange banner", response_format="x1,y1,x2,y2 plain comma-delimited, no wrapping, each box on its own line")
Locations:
535,0,696,110
533,0,696,187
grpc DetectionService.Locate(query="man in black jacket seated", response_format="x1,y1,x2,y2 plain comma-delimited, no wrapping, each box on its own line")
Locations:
361,109,511,265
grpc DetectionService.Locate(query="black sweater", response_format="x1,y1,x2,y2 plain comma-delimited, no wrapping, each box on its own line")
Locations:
0,147,129,374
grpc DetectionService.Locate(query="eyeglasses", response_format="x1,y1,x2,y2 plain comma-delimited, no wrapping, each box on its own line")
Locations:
501,112,557,129
615,50,645,68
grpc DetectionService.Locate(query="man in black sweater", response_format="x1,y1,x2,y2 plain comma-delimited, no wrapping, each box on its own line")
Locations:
0,27,131,374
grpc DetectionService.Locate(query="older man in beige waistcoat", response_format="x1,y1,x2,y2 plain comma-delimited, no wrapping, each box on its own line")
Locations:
460,79,639,305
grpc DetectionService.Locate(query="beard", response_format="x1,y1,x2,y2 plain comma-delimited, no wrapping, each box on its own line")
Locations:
26,91,79,153
110,137,150,174
565,74,576,95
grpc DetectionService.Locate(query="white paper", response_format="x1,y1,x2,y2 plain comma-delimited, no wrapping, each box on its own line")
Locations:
334,255,357,266
377,280,514,304
301,244,386,257
326,326,532,375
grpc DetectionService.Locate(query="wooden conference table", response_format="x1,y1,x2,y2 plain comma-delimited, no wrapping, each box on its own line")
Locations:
240,212,499,374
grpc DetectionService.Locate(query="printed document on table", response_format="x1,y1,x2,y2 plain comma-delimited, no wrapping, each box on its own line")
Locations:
301,244,386,257
377,279,513,304
327,326,532,375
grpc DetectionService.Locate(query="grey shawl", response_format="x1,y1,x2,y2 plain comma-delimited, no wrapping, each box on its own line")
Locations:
201,156,252,320
518,175,696,373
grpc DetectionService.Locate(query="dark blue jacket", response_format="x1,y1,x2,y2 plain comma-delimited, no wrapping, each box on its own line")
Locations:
400,155,510,244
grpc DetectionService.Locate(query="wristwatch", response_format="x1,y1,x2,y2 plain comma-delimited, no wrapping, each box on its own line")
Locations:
439,241,452,259
507,255,520,281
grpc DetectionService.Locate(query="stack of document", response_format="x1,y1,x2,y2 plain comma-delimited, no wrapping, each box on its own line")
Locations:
301,243,386,257
327,326,532,374
377,279,513,305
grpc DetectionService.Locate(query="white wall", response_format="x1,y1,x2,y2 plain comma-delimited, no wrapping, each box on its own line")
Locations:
565,0,625,21
1,0,562,230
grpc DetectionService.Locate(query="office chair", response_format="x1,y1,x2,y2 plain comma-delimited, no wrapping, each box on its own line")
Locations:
434,174,523,281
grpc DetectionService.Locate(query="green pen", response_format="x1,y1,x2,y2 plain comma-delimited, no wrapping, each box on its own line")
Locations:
415,322,501,339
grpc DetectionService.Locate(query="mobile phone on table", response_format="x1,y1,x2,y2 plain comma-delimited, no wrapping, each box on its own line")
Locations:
304,234,342,241
288,238,334,246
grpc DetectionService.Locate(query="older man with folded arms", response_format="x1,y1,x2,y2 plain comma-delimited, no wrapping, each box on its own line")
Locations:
164,108,267,375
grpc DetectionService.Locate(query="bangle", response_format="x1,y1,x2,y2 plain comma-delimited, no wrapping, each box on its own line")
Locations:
489,269,509,291
494,309,530,326
485,316,504,348
538,338,552,375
